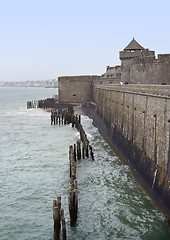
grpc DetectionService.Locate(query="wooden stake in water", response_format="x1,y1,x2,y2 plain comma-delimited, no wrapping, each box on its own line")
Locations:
60,209,67,240
53,197,61,237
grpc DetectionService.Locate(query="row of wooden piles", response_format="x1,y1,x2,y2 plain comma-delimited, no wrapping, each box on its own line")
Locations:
68,109,94,226
51,108,76,126
52,107,94,239
27,100,48,109
27,100,39,109
51,108,94,160
27,98,55,109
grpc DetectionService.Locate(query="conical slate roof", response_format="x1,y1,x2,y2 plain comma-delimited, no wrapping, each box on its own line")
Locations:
124,38,145,51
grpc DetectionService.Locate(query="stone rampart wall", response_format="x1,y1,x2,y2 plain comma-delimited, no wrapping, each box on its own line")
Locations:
58,75,99,103
93,84,170,216
121,53,170,85
130,60,170,85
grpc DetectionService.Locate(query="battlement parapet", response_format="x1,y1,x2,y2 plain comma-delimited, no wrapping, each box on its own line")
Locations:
120,49,155,60
58,75,99,83
158,54,170,62
133,55,156,64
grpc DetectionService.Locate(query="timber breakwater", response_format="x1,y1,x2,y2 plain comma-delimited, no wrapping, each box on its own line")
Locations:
51,108,94,239
84,84,170,220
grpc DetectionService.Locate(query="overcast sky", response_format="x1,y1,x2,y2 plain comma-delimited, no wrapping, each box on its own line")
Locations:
0,0,170,82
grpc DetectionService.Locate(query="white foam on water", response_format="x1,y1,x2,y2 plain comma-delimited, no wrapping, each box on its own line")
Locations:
4,107,50,118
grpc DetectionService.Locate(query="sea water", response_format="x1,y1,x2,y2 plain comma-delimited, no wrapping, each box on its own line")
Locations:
0,87,169,240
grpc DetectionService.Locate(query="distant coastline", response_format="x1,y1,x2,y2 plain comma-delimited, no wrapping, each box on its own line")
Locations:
0,79,58,88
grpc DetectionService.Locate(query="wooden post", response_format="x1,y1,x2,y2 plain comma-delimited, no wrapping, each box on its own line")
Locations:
62,113,64,125
58,113,60,125
71,114,75,127
82,142,85,159
76,141,79,160
64,113,67,125
54,111,56,125
77,141,81,160
70,176,74,186
71,164,76,179
69,145,73,177
78,115,81,124
53,199,57,208
51,111,53,125
60,209,66,240
56,115,59,125
53,206,60,230
68,144,78,227
53,198,67,240
89,145,94,160
85,141,89,158
74,179,77,190
79,141,81,159
75,115,78,128
74,144,76,161
57,196,61,210
53,207,60,234
68,190,77,227
53,197,61,232
74,189,78,220
67,113,69,124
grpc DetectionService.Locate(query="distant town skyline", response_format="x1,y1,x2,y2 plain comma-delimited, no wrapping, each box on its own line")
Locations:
0,0,170,82
0,78,58,88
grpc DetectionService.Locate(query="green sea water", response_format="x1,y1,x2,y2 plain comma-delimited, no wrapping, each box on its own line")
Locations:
0,87,169,240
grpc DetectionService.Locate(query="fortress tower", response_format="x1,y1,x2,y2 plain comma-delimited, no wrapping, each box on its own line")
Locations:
119,38,155,83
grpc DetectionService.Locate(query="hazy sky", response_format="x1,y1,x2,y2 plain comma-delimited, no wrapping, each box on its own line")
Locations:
0,0,170,82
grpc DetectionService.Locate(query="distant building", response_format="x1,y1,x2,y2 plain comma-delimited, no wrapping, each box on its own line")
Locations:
101,65,121,79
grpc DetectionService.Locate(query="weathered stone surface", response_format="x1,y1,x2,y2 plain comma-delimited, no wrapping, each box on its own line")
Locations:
120,48,170,85
93,84,170,217
58,75,99,103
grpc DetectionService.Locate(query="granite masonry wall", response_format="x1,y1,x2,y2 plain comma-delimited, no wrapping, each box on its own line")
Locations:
130,55,170,85
92,84,170,217
58,75,99,103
